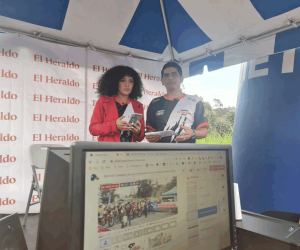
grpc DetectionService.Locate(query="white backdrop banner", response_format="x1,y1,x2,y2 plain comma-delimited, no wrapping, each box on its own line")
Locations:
0,33,166,213
87,50,167,142
0,34,86,213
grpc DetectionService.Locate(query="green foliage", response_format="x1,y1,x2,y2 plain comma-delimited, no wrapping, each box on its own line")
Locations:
213,98,223,109
225,110,235,124
200,98,235,144
162,177,176,193
100,189,119,204
151,177,176,198
196,129,233,145
137,179,153,199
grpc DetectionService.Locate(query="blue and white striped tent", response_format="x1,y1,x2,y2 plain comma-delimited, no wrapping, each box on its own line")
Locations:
2,0,300,215
1,0,300,76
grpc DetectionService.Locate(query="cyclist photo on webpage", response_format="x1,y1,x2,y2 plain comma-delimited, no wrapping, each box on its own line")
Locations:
97,176,178,233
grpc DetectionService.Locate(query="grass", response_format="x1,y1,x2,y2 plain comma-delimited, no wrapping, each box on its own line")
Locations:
196,132,232,145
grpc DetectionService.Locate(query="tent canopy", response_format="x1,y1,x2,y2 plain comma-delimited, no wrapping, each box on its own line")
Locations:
162,186,177,196
1,0,300,76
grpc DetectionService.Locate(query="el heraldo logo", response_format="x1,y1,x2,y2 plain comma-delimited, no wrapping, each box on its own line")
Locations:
0,198,16,206
0,176,16,185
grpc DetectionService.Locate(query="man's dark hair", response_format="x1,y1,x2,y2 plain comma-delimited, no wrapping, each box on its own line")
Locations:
96,65,144,100
161,62,182,78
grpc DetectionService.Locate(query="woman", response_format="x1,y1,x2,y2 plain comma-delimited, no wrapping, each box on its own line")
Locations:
89,65,145,142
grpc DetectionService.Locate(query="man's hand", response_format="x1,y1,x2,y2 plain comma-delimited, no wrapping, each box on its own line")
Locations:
145,129,161,143
174,125,193,142
116,116,131,131
145,135,161,143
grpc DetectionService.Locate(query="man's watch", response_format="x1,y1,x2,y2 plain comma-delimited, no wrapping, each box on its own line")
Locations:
191,129,196,139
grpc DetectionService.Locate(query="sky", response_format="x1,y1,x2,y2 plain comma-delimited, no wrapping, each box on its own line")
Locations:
184,64,241,108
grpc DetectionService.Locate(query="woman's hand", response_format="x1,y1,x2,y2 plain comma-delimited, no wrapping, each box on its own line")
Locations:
116,116,131,131
131,121,141,136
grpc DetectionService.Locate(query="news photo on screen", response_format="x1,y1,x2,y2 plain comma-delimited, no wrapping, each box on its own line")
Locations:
84,150,231,250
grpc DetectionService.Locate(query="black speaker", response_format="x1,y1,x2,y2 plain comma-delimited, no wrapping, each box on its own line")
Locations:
0,213,28,250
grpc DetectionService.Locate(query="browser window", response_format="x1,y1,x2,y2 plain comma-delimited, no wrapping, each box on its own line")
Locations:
84,150,231,250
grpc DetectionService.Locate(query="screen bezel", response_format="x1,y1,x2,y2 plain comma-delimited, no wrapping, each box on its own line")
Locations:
67,142,236,250
37,147,71,250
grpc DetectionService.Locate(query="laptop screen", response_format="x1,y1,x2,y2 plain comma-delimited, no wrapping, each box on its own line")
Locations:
84,150,231,250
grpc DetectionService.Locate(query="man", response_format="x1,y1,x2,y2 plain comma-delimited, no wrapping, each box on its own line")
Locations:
144,200,148,218
146,62,209,143
131,201,137,218
124,201,132,226
147,200,153,212
141,200,145,215
98,204,104,225
98,204,104,215
116,202,125,229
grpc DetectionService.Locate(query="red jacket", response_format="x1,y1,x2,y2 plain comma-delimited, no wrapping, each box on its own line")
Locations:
89,96,145,142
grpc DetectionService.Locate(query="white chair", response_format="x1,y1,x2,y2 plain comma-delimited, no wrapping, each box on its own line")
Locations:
23,144,64,227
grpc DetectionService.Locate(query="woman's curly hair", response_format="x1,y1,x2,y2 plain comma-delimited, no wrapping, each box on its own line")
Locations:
96,65,144,100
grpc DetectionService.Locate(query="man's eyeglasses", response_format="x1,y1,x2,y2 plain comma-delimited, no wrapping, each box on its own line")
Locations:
163,72,180,79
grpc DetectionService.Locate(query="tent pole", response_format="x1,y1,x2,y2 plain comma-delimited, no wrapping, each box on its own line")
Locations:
84,47,88,141
159,0,175,62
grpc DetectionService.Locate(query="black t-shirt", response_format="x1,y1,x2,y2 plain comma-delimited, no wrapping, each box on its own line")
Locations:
117,205,123,214
125,204,132,214
116,101,132,142
146,95,209,143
